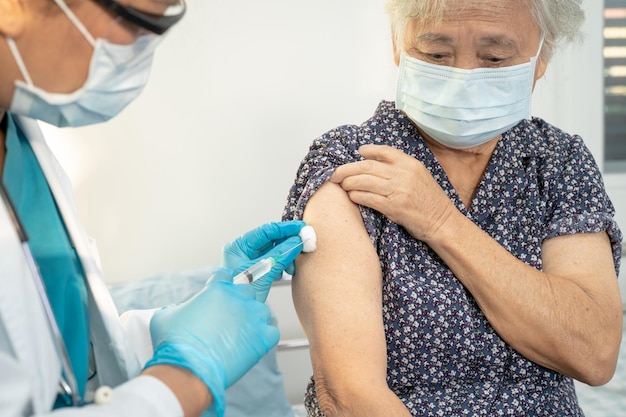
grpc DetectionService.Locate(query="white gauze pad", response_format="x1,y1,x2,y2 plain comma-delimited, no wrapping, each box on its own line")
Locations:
299,225,317,252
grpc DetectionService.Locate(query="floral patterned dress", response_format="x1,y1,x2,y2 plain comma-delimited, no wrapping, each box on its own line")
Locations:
282,101,622,417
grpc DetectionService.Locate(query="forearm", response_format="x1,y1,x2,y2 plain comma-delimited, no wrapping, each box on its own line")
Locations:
141,366,212,417
425,210,622,384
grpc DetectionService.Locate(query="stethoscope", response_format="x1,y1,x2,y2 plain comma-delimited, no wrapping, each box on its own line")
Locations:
0,182,83,407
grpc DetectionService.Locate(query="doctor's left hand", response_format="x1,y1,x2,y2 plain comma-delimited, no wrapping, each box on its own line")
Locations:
145,268,279,417
222,220,305,302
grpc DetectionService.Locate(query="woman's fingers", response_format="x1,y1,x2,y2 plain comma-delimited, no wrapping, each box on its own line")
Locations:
331,145,401,184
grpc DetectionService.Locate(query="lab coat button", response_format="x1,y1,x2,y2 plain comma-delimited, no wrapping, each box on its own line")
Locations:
94,386,113,405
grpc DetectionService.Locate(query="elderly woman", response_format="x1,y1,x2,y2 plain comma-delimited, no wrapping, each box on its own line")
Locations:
282,0,623,416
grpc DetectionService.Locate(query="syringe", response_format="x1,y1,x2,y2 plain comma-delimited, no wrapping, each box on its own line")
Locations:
233,240,306,285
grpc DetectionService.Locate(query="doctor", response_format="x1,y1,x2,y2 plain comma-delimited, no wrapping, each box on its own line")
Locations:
0,0,305,416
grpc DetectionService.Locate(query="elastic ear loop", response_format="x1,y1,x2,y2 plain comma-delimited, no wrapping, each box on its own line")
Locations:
534,35,545,64
6,0,98,87
5,37,33,86
52,0,96,47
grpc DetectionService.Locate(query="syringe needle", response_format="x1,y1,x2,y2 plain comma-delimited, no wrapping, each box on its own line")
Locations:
276,240,306,259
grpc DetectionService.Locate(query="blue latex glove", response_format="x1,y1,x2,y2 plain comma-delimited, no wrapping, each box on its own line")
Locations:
145,268,280,417
222,220,305,302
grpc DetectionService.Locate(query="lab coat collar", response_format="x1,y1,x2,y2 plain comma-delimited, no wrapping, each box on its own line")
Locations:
17,114,141,386
13,116,142,386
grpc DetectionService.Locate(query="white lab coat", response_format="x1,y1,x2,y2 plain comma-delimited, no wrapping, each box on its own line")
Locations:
0,116,184,416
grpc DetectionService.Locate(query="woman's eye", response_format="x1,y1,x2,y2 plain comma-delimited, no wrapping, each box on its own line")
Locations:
422,52,449,62
483,55,511,65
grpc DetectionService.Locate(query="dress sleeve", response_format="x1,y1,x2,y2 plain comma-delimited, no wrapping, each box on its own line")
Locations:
543,134,623,275
282,125,384,245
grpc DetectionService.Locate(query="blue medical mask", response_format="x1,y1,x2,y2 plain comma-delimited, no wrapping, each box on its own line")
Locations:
396,40,543,149
6,0,160,127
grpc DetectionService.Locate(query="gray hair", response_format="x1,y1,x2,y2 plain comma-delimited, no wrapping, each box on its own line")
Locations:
385,0,585,60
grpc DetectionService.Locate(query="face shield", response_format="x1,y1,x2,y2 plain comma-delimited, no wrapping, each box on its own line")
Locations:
92,0,186,35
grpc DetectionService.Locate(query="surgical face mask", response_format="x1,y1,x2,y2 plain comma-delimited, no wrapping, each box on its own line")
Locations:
6,0,160,127
395,40,543,149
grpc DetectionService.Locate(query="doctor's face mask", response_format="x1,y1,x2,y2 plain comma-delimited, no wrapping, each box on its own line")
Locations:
6,0,161,127
395,37,544,150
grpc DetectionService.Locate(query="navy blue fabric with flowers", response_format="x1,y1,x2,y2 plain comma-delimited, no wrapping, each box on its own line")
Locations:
282,101,622,417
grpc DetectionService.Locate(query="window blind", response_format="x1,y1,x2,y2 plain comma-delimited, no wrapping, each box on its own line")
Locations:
605,0,626,171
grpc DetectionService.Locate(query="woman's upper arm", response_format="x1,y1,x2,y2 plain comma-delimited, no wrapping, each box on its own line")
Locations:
293,181,388,395
542,231,620,300
542,231,623,362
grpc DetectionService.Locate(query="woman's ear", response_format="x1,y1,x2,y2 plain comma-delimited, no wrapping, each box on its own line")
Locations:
391,26,401,67
0,0,27,38
531,50,549,92
531,57,548,91
533,35,554,85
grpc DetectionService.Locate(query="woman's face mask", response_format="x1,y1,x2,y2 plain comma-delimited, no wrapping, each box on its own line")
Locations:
395,38,544,150
5,0,160,127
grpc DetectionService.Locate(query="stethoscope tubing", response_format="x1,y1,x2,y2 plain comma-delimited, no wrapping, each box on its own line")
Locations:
0,182,81,406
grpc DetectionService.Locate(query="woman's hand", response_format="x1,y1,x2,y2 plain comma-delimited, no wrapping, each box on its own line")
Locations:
330,144,455,241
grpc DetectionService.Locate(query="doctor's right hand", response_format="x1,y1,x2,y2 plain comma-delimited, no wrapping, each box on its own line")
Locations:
144,268,279,417
222,220,305,302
